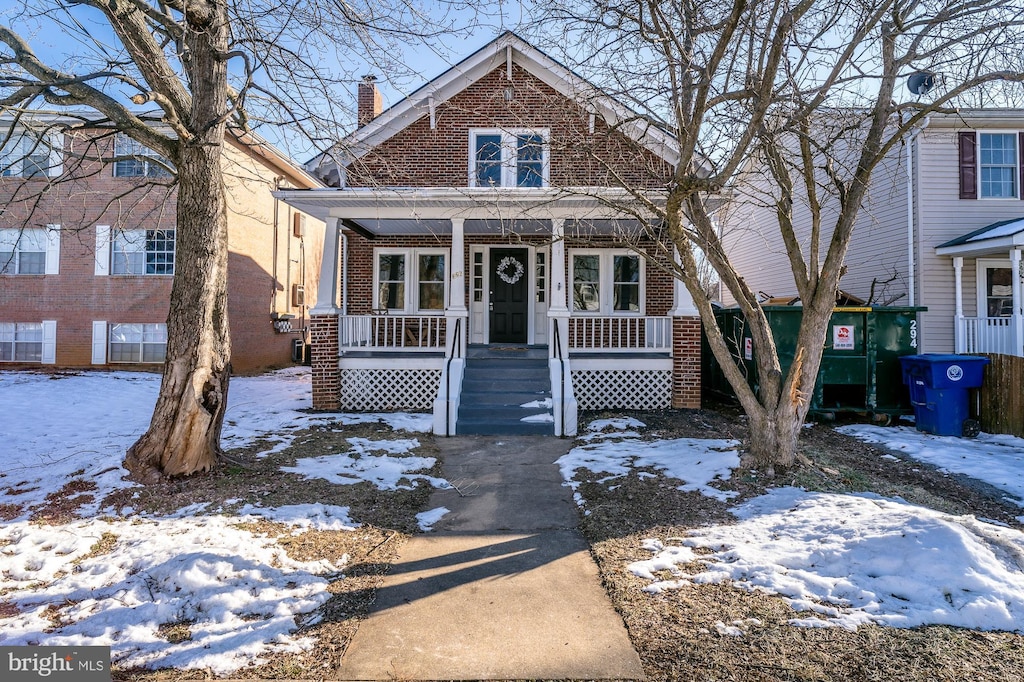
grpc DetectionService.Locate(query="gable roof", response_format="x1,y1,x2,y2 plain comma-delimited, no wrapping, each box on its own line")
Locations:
936,216,1024,256
308,32,680,183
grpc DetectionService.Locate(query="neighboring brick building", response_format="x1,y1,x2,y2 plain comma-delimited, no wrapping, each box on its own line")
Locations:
0,119,324,374
278,33,702,435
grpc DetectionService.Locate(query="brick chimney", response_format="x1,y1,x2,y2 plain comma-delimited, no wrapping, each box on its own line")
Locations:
357,75,382,127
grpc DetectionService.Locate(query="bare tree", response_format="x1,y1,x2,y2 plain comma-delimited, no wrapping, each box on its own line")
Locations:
535,0,1024,473
0,1,474,482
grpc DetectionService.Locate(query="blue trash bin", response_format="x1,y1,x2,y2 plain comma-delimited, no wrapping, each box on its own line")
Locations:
898,354,990,437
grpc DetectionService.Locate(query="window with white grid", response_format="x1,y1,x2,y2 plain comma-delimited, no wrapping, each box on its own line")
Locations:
0,323,43,362
109,323,167,363
0,228,47,274
113,134,173,178
112,229,175,275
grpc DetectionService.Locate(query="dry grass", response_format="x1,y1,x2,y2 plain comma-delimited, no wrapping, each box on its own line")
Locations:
576,408,1024,682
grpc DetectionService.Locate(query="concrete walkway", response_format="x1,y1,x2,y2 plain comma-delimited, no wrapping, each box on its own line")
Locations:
336,435,646,681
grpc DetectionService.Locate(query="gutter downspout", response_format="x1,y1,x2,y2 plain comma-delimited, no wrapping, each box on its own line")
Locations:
905,116,930,307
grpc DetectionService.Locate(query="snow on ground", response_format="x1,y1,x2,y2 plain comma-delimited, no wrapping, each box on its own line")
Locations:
630,488,1024,633
416,507,450,531
838,424,1024,509
559,418,740,503
282,437,449,490
0,367,436,673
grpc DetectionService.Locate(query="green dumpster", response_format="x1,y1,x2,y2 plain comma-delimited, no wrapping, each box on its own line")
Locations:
706,306,926,421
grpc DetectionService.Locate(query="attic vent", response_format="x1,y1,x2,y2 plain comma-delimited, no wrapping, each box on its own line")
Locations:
291,283,305,307
293,213,305,238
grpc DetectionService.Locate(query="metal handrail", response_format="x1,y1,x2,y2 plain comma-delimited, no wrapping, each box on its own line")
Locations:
444,317,462,436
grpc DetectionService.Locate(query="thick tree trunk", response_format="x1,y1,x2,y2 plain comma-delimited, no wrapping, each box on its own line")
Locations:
124,144,231,483
124,0,231,483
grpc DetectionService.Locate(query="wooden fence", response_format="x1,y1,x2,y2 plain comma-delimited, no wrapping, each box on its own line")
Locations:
978,353,1024,437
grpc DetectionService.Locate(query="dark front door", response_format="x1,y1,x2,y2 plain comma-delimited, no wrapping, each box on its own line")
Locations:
489,248,529,344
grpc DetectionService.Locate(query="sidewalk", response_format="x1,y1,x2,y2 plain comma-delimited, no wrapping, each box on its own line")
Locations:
335,435,647,681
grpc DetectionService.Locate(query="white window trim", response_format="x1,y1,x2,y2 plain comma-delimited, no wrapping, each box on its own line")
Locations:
0,130,63,178
0,226,58,275
98,226,176,276
0,321,54,363
468,128,550,188
372,248,449,314
976,257,1015,317
112,134,172,178
977,130,1020,200
107,322,168,364
569,249,645,316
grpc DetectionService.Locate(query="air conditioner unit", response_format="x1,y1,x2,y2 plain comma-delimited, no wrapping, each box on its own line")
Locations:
293,213,305,238
291,283,305,307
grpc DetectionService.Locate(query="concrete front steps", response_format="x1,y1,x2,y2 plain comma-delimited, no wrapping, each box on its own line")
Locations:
457,355,554,435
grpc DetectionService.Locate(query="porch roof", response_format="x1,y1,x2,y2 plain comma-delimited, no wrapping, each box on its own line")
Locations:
936,216,1024,257
274,186,666,236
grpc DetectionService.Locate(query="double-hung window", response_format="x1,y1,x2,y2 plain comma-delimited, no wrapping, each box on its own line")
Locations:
0,228,47,274
570,250,643,314
1,130,62,178
374,249,447,313
113,134,172,178
111,229,176,275
469,129,548,187
0,322,43,362
979,133,1019,199
109,323,168,363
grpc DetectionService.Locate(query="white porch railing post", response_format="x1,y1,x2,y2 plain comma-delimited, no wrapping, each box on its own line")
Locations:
954,256,964,353
1012,249,1023,356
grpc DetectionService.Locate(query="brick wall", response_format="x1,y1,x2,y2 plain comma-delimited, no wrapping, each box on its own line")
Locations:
0,128,322,373
309,314,340,409
346,64,671,189
672,316,702,409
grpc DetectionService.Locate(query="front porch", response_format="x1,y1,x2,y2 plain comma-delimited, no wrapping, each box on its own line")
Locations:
280,187,702,436
937,218,1024,357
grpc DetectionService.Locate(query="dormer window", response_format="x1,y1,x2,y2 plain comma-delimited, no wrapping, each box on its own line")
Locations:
469,129,548,187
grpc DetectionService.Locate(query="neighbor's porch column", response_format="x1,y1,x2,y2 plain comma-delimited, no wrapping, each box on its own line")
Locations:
1013,249,1023,356
953,256,964,353
311,216,342,410
447,218,469,355
548,218,569,359
669,245,701,409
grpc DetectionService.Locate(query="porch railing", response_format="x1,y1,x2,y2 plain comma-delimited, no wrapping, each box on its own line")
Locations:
959,316,1020,356
568,316,672,353
339,314,446,352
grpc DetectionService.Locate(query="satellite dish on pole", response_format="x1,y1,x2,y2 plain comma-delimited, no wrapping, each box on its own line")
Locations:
907,72,936,96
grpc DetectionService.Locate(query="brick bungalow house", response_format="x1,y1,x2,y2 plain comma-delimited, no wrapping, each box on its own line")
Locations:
0,116,324,373
277,32,703,436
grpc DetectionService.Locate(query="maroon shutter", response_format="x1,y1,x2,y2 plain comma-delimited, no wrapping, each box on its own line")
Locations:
959,131,977,200
1019,132,1024,200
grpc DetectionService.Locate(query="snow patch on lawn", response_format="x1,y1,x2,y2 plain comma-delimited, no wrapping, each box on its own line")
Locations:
631,488,1024,632
282,437,449,490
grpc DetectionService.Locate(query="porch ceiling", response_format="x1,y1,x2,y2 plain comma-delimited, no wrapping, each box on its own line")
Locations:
342,216,660,237
936,216,1024,257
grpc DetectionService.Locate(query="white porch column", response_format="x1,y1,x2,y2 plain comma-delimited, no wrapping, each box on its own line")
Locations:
446,218,469,356
312,216,342,315
668,245,699,317
953,256,964,353
1012,249,1023,356
548,218,569,359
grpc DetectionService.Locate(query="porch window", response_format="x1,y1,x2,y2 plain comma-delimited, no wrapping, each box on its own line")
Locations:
111,229,175,275
985,266,1014,317
571,250,644,314
374,249,447,313
469,129,549,187
979,133,1019,199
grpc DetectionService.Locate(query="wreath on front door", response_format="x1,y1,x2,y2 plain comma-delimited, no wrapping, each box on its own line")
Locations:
496,256,525,285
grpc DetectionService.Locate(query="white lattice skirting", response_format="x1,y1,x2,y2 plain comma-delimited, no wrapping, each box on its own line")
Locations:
572,369,672,410
340,368,441,411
